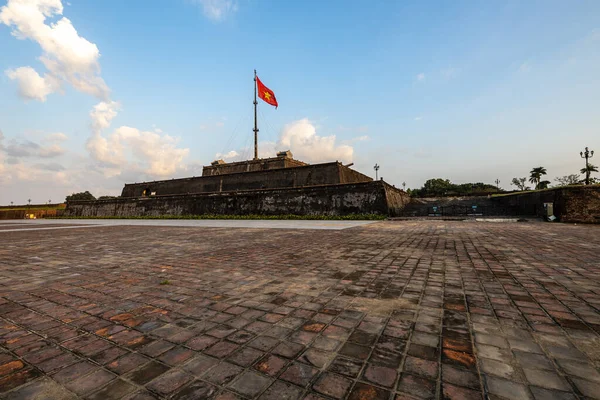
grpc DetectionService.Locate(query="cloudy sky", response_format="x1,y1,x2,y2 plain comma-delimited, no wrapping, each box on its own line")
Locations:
1,0,599,204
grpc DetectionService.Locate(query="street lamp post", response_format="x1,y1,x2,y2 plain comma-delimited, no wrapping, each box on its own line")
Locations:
580,147,595,185
374,164,380,181
495,179,500,190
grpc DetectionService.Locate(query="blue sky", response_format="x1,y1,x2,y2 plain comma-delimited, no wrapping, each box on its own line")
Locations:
0,0,599,204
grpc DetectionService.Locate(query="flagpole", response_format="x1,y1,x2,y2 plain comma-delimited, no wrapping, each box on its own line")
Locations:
253,69,258,160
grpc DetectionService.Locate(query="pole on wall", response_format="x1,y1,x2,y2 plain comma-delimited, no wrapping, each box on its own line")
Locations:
253,70,259,160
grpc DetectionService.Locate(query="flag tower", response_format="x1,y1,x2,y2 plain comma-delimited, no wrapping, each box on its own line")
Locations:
253,69,259,160
253,70,278,160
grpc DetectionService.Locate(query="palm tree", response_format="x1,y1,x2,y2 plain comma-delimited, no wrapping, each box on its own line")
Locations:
579,163,598,176
529,167,547,189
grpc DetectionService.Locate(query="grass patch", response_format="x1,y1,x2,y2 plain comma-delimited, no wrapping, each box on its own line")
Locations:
159,280,171,285
50,213,387,221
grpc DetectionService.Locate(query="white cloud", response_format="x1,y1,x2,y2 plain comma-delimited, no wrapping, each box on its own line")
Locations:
193,0,238,21
90,100,120,134
38,143,64,157
220,119,354,164
0,0,109,101
3,138,64,158
5,66,57,101
279,119,353,163
86,102,190,178
45,132,67,142
417,73,425,81
414,116,422,121
215,150,239,160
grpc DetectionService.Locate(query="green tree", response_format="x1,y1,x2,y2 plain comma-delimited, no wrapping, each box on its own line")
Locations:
529,167,547,189
65,191,96,202
511,177,529,191
537,180,551,190
422,178,453,197
554,174,581,186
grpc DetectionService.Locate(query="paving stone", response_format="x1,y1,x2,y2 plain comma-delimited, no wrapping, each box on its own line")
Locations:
107,353,149,375
273,341,305,359
205,341,240,358
88,379,137,400
404,356,438,379
523,368,570,391
529,386,577,400
248,336,280,351
480,358,521,381
171,379,218,399
51,361,97,384
485,376,532,400
254,354,288,376
348,382,391,400
508,338,543,354
571,378,600,399
127,361,170,385
203,362,243,385
556,359,600,382
228,370,273,397
411,331,439,347
300,348,334,368
146,368,193,397
186,335,219,351
0,368,42,393
65,368,116,395
312,336,341,351
4,219,600,400
312,372,352,399
513,351,555,371
328,356,364,378
397,373,436,399
475,333,508,348
363,364,397,388
441,382,482,400
339,342,371,360
280,362,319,387
475,344,511,363
259,380,303,400
5,377,77,400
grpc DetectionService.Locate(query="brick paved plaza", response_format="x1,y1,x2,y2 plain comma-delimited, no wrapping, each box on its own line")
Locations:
1,220,600,399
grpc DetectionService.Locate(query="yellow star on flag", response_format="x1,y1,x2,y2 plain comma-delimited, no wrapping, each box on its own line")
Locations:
263,91,271,100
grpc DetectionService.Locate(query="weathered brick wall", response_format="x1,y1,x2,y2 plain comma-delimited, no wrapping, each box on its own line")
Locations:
0,209,64,220
383,182,412,216
68,181,409,217
338,164,373,184
491,186,600,223
121,162,371,198
201,156,306,176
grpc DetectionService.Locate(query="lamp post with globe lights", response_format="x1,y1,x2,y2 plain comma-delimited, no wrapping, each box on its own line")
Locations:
580,147,595,185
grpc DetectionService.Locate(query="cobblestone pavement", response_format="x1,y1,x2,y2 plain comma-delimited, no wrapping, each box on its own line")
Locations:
1,220,600,399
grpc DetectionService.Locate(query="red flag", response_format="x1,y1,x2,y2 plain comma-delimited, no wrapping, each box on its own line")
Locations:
256,76,278,108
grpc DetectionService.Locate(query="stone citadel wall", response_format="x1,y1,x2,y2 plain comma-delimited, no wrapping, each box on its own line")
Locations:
201,155,307,176
491,185,600,223
67,181,410,217
121,162,373,198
